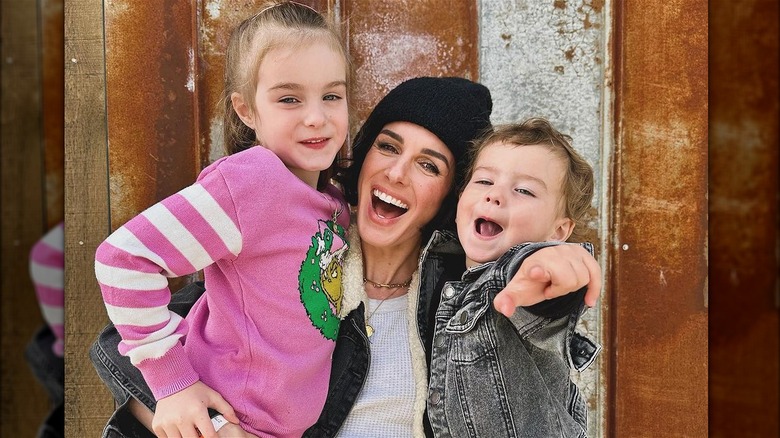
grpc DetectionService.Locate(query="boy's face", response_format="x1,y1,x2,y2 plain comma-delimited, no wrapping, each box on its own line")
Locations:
456,142,574,268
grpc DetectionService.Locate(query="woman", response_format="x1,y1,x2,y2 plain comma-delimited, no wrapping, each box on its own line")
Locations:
91,77,600,438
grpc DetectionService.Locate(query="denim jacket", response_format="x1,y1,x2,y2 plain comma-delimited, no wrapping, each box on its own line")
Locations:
427,240,601,438
305,230,600,437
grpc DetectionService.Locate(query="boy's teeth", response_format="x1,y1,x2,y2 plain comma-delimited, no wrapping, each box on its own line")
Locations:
373,189,408,209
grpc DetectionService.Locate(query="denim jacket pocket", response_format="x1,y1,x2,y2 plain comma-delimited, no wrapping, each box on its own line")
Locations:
444,302,488,334
568,331,602,372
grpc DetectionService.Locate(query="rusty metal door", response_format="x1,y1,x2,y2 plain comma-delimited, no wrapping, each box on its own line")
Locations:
61,1,715,437
709,0,779,436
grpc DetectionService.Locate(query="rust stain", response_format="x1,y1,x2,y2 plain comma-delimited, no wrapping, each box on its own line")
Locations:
589,0,604,14
554,0,567,10
578,0,603,29
105,0,200,227
709,0,779,435
343,0,479,124
551,0,603,72
613,314,707,436
610,0,708,435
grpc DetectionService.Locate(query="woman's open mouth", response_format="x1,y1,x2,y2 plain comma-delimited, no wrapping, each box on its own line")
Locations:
371,189,408,219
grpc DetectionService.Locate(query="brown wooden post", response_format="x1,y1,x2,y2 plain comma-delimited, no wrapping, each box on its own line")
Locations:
41,0,65,229
0,0,50,436
64,0,113,435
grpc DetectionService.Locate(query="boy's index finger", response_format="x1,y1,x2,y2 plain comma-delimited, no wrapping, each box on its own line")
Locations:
580,249,602,307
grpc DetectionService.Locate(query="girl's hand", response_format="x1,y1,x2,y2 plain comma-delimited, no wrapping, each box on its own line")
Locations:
152,381,239,438
493,243,601,317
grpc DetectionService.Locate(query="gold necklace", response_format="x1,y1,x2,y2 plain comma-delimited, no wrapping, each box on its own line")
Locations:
362,276,412,289
363,277,411,338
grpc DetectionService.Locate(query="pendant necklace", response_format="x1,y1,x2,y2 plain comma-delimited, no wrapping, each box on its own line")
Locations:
319,191,342,223
363,276,412,338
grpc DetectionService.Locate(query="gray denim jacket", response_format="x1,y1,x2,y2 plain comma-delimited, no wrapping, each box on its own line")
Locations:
426,240,601,438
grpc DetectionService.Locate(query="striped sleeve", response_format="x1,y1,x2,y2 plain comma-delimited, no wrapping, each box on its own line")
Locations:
94,168,242,399
29,222,64,357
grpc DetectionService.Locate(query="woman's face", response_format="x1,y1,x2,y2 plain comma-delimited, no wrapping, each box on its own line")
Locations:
356,121,455,249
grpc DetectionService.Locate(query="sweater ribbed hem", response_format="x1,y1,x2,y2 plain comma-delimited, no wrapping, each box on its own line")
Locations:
136,342,199,400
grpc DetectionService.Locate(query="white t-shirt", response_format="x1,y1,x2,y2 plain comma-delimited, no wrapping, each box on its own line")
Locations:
337,294,416,437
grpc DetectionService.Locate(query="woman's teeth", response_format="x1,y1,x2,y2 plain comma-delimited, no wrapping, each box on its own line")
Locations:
373,189,408,210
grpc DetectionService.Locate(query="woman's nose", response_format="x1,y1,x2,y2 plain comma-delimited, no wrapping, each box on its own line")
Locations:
385,159,409,184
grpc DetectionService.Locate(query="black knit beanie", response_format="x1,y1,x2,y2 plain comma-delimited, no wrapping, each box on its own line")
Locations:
337,76,493,239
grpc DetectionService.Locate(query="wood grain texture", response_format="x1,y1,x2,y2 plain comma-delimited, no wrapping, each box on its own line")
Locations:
41,0,65,228
64,0,114,436
1,0,50,436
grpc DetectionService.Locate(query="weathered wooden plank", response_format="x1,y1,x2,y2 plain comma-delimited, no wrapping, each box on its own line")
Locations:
41,0,65,228
64,0,114,436
0,0,50,435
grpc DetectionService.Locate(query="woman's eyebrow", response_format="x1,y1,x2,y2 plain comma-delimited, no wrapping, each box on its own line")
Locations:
379,129,403,142
422,148,451,168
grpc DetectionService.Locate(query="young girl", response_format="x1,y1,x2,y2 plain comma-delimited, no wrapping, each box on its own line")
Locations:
94,2,351,437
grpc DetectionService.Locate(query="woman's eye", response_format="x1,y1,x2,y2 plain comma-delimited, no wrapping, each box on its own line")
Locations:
376,141,398,154
420,161,440,175
323,94,342,101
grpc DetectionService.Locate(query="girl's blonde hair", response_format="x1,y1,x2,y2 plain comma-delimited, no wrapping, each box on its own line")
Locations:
220,1,353,167
464,118,595,242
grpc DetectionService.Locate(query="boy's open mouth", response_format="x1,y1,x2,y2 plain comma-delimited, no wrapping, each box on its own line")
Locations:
475,218,503,237
372,189,408,219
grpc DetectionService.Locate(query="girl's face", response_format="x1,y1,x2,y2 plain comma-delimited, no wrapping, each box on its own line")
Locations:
456,142,574,268
233,40,348,188
357,122,455,249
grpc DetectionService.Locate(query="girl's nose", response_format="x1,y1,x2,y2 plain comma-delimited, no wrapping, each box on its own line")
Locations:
304,103,327,127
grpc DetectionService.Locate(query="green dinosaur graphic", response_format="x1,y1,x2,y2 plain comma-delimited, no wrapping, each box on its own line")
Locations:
299,218,348,340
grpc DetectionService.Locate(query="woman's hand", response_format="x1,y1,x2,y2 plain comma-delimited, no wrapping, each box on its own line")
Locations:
152,381,239,438
493,243,601,317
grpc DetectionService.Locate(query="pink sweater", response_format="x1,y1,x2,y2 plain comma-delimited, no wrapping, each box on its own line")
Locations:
95,147,349,437
30,222,65,357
